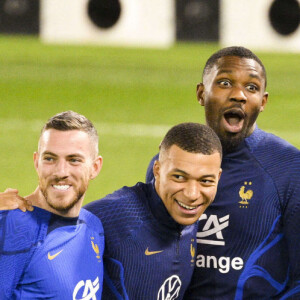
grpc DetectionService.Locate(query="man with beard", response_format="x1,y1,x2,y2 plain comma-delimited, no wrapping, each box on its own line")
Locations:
1,122,223,299
146,47,300,299
0,111,105,299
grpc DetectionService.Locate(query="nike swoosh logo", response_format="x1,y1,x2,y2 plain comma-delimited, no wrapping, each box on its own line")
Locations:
145,247,163,256
48,249,63,260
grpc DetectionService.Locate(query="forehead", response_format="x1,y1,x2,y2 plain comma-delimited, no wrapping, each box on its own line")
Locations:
161,145,221,173
207,56,265,80
39,129,92,156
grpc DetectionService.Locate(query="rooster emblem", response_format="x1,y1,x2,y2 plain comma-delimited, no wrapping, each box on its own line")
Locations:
239,182,253,206
91,237,101,261
190,241,195,265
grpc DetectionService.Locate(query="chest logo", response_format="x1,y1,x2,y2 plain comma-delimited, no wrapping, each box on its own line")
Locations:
157,275,181,300
145,247,163,256
73,276,99,300
190,239,195,265
48,249,63,260
91,237,101,262
239,182,253,208
197,214,229,246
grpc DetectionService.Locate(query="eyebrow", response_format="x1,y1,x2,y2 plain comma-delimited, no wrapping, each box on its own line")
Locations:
217,69,261,80
42,151,85,159
172,168,189,175
216,69,233,75
172,168,217,178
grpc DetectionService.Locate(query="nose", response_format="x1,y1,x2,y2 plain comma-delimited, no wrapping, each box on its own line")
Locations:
184,181,201,201
53,160,69,179
229,86,247,104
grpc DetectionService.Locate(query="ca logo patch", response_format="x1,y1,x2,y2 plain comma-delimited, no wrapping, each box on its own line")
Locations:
73,277,99,300
197,214,229,246
157,275,181,300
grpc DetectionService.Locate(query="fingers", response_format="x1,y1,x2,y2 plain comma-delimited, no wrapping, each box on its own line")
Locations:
4,188,19,193
0,189,34,212
17,196,34,212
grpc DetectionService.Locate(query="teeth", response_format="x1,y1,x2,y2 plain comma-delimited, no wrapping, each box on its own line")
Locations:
177,200,197,210
53,185,70,191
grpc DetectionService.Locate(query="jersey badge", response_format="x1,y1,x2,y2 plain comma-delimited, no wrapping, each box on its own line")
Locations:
145,247,164,256
73,276,99,300
157,275,181,300
197,214,229,246
238,181,253,208
48,249,63,260
91,237,101,262
190,239,195,266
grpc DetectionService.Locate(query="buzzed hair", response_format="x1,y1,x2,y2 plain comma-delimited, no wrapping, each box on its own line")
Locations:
203,46,267,87
40,110,99,157
159,122,222,159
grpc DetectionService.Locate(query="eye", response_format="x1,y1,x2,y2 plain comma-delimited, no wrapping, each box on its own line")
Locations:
172,174,185,181
43,156,54,162
69,158,82,164
246,84,259,92
217,79,231,88
201,179,215,186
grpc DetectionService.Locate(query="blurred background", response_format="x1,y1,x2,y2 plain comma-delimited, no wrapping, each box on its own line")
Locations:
0,0,299,203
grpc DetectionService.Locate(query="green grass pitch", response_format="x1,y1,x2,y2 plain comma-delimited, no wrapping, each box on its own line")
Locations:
0,35,299,204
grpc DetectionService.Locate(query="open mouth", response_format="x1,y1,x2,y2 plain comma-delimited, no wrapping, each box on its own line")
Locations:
176,199,200,212
223,108,245,133
52,184,71,191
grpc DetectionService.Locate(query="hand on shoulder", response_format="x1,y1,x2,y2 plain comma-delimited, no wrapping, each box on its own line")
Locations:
0,188,34,212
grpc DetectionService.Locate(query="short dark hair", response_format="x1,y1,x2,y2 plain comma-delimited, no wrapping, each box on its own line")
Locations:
203,46,267,87
40,110,99,156
159,122,222,159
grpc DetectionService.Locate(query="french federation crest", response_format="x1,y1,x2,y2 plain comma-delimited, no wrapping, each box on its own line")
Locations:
239,182,253,208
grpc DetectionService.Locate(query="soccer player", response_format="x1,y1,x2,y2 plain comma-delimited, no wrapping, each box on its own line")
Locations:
85,122,222,299
146,47,300,299
0,111,104,299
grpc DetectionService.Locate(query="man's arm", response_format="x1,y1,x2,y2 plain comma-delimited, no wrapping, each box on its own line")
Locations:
274,152,300,299
282,158,300,298
0,189,33,212
0,210,33,299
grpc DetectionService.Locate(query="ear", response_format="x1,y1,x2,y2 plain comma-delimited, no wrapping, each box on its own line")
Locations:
218,168,222,181
33,152,39,172
260,92,269,112
90,156,103,180
153,160,160,179
196,83,205,106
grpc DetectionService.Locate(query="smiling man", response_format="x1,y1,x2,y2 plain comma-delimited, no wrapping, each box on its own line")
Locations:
85,122,222,299
0,111,104,299
147,46,300,299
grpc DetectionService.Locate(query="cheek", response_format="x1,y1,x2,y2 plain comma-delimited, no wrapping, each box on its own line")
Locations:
160,181,178,198
79,169,92,184
204,188,218,203
37,167,51,180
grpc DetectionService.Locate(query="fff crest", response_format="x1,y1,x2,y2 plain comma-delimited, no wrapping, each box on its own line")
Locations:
239,182,253,208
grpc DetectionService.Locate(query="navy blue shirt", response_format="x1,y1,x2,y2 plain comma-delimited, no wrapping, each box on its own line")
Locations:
85,181,198,300
147,127,300,299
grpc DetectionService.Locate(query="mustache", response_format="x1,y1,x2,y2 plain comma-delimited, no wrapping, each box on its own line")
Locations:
50,176,71,184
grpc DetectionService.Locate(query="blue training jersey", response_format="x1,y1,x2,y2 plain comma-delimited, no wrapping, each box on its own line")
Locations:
0,207,104,299
146,128,300,299
85,181,198,300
